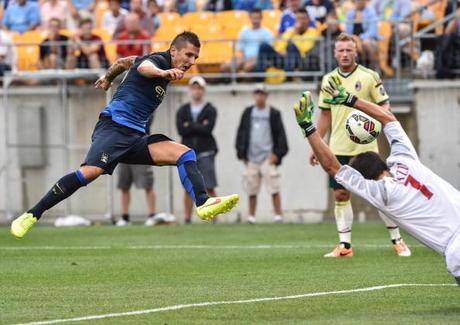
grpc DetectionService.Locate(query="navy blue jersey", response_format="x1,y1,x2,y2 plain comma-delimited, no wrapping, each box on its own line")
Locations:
102,51,171,133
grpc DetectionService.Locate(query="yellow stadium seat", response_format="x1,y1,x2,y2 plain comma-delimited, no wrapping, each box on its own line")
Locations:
59,29,74,38
13,31,44,71
192,23,222,41
154,24,186,42
95,0,109,29
93,28,116,64
216,10,250,40
151,40,170,52
196,40,233,72
158,12,182,29
378,21,394,77
262,9,281,34
182,11,216,30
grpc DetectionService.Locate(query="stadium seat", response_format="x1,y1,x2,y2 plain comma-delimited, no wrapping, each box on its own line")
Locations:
262,10,281,34
158,12,182,29
151,39,170,53
196,40,233,72
93,28,117,64
182,11,216,30
378,21,394,77
154,24,186,42
94,0,109,29
216,11,250,40
192,23,223,41
13,31,44,71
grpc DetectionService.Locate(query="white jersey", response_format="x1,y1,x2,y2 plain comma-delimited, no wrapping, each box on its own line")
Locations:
335,121,460,255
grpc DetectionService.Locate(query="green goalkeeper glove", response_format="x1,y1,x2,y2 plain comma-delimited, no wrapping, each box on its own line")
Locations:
293,91,316,137
322,75,358,107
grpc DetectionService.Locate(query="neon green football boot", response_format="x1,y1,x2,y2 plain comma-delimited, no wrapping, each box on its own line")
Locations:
196,194,240,221
11,213,37,239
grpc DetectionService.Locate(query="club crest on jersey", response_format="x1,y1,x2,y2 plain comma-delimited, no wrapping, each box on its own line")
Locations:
355,81,362,91
100,152,109,164
155,86,165,100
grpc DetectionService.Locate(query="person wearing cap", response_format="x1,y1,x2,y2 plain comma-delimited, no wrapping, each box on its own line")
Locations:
235,84,288,224
176,76,219,224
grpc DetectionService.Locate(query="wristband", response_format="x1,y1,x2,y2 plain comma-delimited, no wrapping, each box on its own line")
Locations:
344,94,358,107
299,122,316,137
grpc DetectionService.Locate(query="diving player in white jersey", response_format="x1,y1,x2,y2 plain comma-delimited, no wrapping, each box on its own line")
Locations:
293,75,460,285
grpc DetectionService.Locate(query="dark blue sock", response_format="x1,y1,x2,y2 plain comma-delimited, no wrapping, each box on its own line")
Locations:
28,170,87,219
177,150,208,207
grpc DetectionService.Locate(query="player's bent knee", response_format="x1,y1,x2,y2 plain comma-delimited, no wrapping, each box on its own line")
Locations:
79,166,104,183
334,189,351,202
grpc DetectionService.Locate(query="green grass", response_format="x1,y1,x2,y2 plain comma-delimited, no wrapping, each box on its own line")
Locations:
0,223,459,324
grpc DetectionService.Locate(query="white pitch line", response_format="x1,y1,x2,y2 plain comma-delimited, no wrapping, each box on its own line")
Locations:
0,244,425,251
12,283,456,325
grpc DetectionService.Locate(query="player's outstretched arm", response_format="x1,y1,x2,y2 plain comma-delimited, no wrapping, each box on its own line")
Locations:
137,60,184,80
322,75,397,126
94,56,136,90
294,91,341,177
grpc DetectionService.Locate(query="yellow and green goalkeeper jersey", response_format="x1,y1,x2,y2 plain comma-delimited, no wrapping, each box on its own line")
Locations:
318,64,389,156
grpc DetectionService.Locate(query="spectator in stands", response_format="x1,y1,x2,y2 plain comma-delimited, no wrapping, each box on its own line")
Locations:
206,0,233,12
2,0,40,33
39,18,68,69
102,0,128,36
254,9,319,75
233,0,273,11
69,0,96,27
176,76,219,224
66,18,109,69
278,0,302,35
304,0,334,24
175,0,196,15
345,0,379,70
40,0,70,30
221,8,274,74
235,84,288,224
114,0,155,37
147,0,160,32
115,13,149,58
0,25,16,75
435,7,460,78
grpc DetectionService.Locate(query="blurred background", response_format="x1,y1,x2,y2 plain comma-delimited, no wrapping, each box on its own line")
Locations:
0,0,459,224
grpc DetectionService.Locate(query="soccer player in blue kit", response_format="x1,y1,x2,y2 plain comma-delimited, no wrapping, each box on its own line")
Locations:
11,32,239,238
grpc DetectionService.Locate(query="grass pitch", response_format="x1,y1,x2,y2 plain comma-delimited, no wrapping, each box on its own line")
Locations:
0,223,459,324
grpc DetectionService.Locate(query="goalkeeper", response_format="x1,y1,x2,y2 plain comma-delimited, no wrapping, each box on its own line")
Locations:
294,76,460,285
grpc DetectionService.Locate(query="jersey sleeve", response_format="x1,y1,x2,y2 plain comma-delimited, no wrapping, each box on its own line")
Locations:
146,53,170,70
335,165,388,210
384,121,419,162
368,70,389,105
318,75,331,110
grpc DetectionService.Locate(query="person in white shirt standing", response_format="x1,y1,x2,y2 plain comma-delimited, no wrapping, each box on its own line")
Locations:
293,77,460,284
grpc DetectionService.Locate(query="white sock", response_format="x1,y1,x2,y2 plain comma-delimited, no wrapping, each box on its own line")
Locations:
335,200,353,244
378,210,401,241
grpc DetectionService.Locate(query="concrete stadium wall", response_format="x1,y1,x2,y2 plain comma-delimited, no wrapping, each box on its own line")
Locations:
0,80,459,224
0,83,327,224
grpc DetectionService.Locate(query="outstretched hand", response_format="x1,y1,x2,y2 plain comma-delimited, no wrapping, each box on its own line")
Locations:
94,75,111,91
293,91,316,137
322,75,357,107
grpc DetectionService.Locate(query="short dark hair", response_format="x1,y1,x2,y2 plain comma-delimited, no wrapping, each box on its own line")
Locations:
295,8,309,17
249,8,262,15
349,151,389,180
171,31,201,50
79,18,93,27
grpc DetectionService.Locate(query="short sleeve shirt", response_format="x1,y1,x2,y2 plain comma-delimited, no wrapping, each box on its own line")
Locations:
318,64,389,156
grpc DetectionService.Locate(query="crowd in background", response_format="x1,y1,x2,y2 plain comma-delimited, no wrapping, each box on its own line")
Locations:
0,0,459,78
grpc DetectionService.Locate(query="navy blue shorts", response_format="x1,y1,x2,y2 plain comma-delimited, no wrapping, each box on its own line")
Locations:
82,116,171,175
